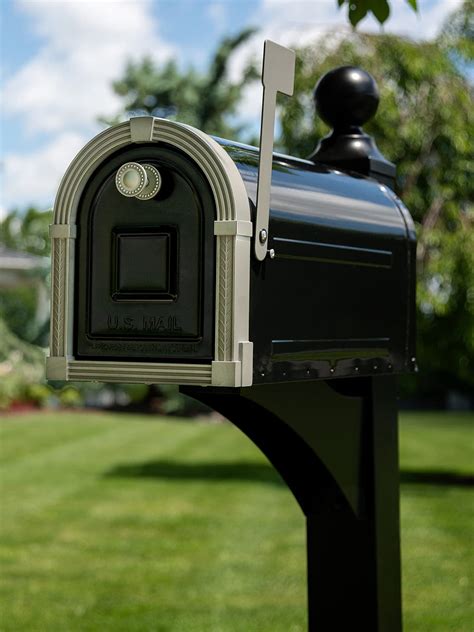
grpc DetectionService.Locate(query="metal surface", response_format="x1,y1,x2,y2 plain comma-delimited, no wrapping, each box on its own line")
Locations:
218,139,416,383
255,40,295,261
47,117,254,387
46,56,414,632
75,143,216,361
310,66,396,188
136,164,162,200
115,162,147,197
185,375,402,631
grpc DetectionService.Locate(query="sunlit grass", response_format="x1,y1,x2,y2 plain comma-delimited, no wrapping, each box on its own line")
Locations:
0,409,472,631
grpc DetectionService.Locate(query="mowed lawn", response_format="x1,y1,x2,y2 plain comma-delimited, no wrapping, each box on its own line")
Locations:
0,409,472,631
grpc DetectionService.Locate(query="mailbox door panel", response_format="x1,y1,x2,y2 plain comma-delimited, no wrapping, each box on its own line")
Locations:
75,144,215,361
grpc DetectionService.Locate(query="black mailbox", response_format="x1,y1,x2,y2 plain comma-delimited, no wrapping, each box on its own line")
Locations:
46,115,254,386
222,139,416,383
46,73,415,388
47,53,416,632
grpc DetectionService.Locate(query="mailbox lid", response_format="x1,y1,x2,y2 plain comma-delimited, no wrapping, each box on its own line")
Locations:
218,139,416,383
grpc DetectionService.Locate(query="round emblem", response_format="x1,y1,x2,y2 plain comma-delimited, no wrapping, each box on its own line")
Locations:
136,164,162,200
115,162,147,197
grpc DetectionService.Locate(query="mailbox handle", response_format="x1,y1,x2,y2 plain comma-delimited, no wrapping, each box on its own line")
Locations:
254,40,295,261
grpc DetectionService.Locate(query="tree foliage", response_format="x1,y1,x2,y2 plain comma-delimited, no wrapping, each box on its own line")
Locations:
338,0,417,27
0,207,52,345
103,28,258,138
0,316,46,409
278,31,473,395
438,0,474,64
105,10,473,399
0,208,52,406
0,207,52,258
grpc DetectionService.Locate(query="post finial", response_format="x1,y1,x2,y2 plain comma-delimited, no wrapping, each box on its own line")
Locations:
310,66,396,188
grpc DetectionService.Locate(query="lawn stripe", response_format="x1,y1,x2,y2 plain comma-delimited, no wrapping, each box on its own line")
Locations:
0,410,472,631
0,415,207,523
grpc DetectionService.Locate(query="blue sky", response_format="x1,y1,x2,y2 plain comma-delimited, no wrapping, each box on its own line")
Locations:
0,0,462,214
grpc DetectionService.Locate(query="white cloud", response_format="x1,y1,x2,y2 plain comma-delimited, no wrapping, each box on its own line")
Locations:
363,0,463,39
228,0,462,129
258,0,461,41
2,131,87,209
1,0,461,210
227,1,352,125
3,0,175,136
2,0,175,209
207,2,227,33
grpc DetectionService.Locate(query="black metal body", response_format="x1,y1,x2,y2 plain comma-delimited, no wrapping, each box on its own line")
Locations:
310,66,397,187
185,375,402,632
51,64,414,632
74,137,416,387
219,140,416,384
75,144,216,361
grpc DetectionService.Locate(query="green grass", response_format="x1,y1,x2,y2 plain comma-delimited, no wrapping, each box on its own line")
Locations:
398,412,473,632
0,410,472,631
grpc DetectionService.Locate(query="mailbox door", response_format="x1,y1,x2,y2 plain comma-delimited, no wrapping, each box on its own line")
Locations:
75,144,215,361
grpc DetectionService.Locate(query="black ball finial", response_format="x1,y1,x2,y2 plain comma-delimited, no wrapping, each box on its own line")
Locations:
314,66,379,130
310,66,396,188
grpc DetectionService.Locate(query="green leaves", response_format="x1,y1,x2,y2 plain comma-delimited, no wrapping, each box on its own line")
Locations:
0,207,52,258
339,0,417,26
103,28,256,139
278,30,473,395
371,0,390,24
0,207,52,346
439,0,474,63
348,0,370,27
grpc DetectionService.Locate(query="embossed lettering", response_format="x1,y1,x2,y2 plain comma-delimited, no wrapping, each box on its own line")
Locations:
168,316,182,332
107,315,136,331
123,317,135,330
106,314,182,334
90,341,198,354
107,315,119,330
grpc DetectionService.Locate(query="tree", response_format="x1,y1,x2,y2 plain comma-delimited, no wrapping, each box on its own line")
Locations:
107,15,472,400
0,207,52,258
438,0,474,64
103,28,258,139
0,316,46,409
0,207,52,346
338,0,417,27
277,31,473,397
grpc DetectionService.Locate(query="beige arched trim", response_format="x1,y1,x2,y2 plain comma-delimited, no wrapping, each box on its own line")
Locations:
47,117,253,387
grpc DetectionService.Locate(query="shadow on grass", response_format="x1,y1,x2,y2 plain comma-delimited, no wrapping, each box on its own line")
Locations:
400,470,474,487
105,460,285,486
105,460,473,488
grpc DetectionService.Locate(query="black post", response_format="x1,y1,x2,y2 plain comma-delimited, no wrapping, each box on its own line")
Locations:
305,377,402,631
184,376,402,631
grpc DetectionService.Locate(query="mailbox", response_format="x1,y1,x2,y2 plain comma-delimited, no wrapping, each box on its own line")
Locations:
46,47,416,632
46,65,416,388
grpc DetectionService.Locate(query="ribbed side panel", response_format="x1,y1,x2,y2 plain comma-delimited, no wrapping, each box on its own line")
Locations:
50,238,66,356
216,235,234,361
67,361,212,385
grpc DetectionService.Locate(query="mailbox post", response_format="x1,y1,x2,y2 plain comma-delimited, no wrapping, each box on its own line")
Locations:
47,44,415,631
187,377,402,631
